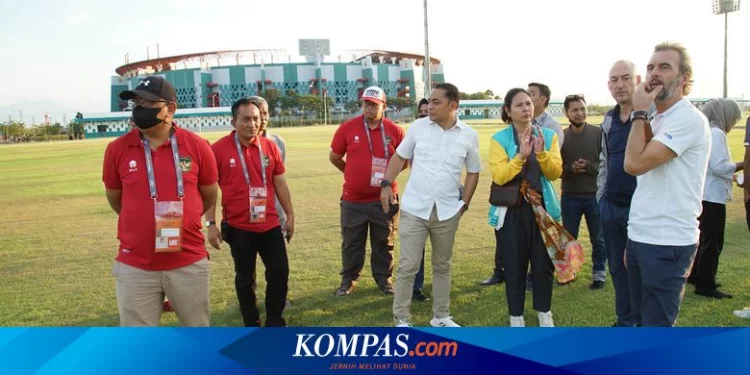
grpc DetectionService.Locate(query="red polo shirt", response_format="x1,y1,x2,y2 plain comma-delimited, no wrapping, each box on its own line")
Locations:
102,125,218,271
212,132,286,233
330,116,405,202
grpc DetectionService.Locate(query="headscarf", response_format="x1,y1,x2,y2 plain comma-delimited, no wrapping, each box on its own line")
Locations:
701,98,742,133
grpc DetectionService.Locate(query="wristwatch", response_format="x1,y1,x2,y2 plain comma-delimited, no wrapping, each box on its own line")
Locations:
205,220,216,227
380,180,392,188
630,110,650,123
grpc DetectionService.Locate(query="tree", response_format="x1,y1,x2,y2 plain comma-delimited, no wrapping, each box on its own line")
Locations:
458,90,497,100
49,123,62,136
344,100,361,113
263,89,282,116
387,97,414,112
2,121,25,138
67,120,84,139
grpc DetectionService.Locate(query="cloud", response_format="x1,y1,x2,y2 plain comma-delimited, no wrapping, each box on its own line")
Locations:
65,12,90,25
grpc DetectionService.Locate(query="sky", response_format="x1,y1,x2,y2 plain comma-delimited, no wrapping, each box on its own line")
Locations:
0,0,748,124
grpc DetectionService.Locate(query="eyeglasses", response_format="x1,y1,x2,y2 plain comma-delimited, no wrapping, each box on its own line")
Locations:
132,99,169,108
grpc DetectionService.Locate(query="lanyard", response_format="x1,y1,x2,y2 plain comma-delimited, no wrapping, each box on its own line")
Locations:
234,132,267,187
363,118,388,160
141,129,184,200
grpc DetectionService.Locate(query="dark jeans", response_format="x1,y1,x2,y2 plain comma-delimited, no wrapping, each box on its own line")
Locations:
690,201,726,292
497,201,553,316
561,194,607,280
227,225,289,327
414,247,426,291
340,200,396,286
626,239,697,327
600,198,633,326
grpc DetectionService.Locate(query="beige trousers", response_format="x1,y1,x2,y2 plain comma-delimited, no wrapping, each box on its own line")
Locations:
113,258,210,327
393,207,461,322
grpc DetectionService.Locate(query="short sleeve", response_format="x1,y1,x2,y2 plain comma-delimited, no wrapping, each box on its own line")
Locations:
102,143,122,190
396,122,418,159
198,139,218,185
652,114,705,157
465,130,482,173
331,124,348,155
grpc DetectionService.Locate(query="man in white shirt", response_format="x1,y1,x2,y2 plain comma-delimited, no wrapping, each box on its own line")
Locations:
380,83,481,327
624,42,711,327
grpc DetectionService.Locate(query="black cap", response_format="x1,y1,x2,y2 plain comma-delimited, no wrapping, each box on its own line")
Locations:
119,76,178,103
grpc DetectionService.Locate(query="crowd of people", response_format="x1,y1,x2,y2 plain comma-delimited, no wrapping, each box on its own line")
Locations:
101,41,750,327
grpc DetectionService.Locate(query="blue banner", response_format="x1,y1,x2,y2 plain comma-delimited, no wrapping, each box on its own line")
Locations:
0,328,748,374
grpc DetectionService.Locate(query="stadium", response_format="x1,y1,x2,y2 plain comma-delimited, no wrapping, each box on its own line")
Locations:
78,41,447,138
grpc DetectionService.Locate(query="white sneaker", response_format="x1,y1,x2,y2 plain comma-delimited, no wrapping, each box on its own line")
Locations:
733,308,750,319
510,316,525,327
538,311,555,327
395,319,412,327
430,316,461,327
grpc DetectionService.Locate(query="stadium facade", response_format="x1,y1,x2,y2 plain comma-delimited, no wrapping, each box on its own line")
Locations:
79,46,452,138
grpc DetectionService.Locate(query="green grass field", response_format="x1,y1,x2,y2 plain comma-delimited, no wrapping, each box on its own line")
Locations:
1,117,749,327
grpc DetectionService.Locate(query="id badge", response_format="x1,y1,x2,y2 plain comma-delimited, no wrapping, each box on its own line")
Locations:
155,201,183,253
370,157,388,187
249,187,267,223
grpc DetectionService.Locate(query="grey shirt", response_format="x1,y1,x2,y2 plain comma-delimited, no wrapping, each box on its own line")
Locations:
533,111,564,147
267,132,287,228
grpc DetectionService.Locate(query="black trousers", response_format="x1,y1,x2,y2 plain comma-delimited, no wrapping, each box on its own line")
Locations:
339,200,396,286
496,202,554,316
492,236,505,277
690,201,726,292
227,225,289,327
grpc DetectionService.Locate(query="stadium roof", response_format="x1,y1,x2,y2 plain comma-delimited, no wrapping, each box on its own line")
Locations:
115,49,441,76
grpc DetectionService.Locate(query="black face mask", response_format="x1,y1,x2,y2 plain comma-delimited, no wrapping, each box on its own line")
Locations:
418,114,428,119
132,106,166,129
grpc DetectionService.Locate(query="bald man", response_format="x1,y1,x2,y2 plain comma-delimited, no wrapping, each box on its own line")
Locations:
597,60,641,327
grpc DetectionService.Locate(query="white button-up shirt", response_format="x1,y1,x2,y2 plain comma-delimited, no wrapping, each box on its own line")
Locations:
396,117,482,221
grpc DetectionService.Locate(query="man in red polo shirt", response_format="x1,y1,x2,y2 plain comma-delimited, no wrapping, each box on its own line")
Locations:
102,76,218,326
206,97,294,327
329,86,405,296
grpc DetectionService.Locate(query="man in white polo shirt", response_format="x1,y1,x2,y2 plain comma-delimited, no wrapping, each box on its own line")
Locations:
380,83,481,327
624,42,710,327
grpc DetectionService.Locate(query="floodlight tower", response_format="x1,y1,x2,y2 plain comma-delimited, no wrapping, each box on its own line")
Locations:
712,0,741,98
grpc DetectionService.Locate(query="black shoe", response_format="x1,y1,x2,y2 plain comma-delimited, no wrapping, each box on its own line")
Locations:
335,281,356,296
480,274,505,286
412,289,429,302
695,289,733,299
590,280,605,290
378,283,395,295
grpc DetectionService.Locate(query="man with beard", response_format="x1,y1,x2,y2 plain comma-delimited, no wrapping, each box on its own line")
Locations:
624,42,710,327
598,60,641,327
559,94,606,289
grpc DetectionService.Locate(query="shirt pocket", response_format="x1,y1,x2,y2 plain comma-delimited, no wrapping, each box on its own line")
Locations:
443,143,467,172
414,143,432,161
